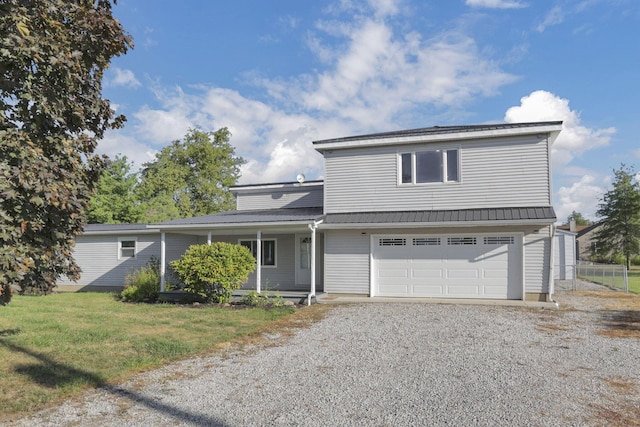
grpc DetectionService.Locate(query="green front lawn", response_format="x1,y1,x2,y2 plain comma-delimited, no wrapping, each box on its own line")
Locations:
0,293,297,420
629,266,640,294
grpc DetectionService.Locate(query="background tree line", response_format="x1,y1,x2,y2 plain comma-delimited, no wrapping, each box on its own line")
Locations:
87,127,244,224
566,164,640,269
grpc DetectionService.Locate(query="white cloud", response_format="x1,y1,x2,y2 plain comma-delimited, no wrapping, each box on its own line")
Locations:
536,6,564,32
504,90,615,172
555,174,604,221
109,2,516,184
97,131,157,171
465,0,527,9
110,68,141,88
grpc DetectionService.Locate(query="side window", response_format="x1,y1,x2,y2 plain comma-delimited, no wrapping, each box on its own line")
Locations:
118,238,136,259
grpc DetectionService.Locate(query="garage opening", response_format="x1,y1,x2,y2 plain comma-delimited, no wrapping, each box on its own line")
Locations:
373,234,522,299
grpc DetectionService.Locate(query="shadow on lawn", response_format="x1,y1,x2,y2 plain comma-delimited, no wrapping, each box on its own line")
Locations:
0,337,230,426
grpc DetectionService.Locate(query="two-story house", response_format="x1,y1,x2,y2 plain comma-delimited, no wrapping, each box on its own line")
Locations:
58,121,562,302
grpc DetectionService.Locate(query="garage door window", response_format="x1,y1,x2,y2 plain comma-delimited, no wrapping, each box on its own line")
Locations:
413,237,440,246
484,236,515,245
448,237,476,245
379,238,406,246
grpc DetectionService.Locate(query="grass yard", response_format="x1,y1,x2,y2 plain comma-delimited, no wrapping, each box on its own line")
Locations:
629,266,640,294
0,292,297,420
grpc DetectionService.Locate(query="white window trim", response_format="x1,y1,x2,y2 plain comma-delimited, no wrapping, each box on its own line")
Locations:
397,148,461,186
238,238,278,268
117,237,137,260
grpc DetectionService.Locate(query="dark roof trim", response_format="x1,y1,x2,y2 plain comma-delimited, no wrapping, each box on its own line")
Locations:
313,121,563,146
151,207,324,227
231,179,323,190
323,207,556,226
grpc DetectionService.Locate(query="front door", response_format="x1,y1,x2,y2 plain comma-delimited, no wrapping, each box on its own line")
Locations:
295,234,312,285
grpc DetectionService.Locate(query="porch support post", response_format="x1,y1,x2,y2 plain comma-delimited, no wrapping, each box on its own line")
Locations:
307,221,320,306
160,232,166,292
256,230,262,293
207,231,212,245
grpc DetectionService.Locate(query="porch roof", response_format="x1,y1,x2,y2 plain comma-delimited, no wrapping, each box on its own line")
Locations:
151,207,324,229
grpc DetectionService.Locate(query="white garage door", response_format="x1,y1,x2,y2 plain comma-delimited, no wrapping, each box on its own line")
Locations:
374,235,522,299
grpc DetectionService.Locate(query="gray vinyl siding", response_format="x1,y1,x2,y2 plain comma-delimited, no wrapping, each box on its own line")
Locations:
165,234,199,264
204,234,298,290
324,230,370,294
236,187,323,210
58,233,161,287
524,226,552,294
324,135,551,213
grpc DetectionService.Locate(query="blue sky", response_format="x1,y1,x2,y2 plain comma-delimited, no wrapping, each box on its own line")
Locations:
101,0,640,222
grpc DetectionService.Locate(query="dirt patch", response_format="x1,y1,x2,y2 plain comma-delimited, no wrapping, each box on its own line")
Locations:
598,310,640,339
591,377,640,427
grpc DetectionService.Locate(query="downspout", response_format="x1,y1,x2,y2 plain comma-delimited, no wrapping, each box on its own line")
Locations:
548,226,557,306
256,230,262,294
160,232,166,292
307,220,321,306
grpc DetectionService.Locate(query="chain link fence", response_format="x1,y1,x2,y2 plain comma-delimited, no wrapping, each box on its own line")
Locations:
554,262,629,292
576,261,628,292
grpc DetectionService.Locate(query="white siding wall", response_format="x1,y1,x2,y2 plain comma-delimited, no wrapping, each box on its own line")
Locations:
524,226,552,294
324,135,551,213
236,187,323,210
58,233,161,287
324,230,370,294
554,231,576,280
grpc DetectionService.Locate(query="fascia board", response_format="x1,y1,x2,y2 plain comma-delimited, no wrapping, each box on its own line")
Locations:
152,220,321,230
318,219,556,229
314,124,563,152
231,181,323,193
82,228,161,236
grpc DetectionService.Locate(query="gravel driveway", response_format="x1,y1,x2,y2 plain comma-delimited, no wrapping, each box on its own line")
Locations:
7,283,640,426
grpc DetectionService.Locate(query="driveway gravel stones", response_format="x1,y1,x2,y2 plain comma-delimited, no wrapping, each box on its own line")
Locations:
6,283,640,426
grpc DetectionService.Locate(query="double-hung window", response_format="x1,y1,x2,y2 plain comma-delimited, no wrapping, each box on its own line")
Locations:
118,238,136,259
239,239,276,267
400,149,459,184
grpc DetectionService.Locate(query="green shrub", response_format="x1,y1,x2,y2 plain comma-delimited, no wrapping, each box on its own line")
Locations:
171,243,256,303
121,258,161,302
241,290,285,307
0,283,12,305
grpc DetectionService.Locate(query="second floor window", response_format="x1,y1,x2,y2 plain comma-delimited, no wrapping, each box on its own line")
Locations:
400,149,459,184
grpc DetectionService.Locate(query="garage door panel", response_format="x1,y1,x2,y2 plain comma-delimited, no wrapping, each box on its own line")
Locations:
483,269,508,279
412,284,444,295
379,283,411,296
412,268,443,278
446,285,480,296
446,268,479,279
375,234,521,300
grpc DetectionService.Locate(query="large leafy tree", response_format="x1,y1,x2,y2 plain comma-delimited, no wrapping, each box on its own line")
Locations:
0,0,132,295
593,164,640,269
87,155,142,224
137,128,244,222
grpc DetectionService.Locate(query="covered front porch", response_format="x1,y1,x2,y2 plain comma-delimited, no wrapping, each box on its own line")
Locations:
152,208,325,303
